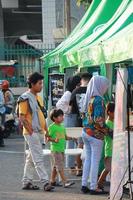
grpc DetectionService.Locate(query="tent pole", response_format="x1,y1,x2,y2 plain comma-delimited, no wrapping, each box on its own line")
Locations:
44,60,49,108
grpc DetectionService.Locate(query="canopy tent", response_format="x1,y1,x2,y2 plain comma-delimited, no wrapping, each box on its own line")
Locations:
43,0,133,98
43,0,123,68
42,0,101,65
43,0,101,59
62,0,132,68
99,19,133,64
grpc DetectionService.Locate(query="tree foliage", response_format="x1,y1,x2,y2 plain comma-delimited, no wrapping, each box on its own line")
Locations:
77,0,92,9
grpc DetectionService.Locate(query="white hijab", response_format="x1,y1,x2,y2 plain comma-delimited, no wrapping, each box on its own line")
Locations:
83,75,110,112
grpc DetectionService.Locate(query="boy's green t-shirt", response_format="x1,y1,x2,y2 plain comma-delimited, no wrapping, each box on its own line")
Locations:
48,123,66,152
104,119,114,157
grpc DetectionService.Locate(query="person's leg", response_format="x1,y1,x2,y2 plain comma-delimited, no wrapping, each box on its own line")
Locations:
76,137,83,175
54,152,75,187
50,153,58,184
89,137,103,191
65,114,78,169
82,131,91,187
58,169,75,188
22,150,35,186
98,157,111,189
98,145,105,175
1,113,5,128
53,152,67,183
98,169,109,189
24,133,49,186
51,167,58,183
58,169,67,183
66,140,75,169
0,114,5,147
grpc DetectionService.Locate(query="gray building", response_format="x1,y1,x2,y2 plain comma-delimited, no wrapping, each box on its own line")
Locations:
1,0,85,46
42,0,85,47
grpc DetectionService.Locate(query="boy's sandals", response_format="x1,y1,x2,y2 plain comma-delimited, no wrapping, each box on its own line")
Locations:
51,181,62,187
63,181,75,188
22,183,40,190
44,183,54,191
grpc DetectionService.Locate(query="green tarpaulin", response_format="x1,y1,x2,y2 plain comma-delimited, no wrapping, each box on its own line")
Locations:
42,0,133,70
42,0,101,65
77,0,133,67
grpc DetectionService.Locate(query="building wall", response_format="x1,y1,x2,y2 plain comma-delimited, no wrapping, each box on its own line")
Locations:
1,0,18,8
42,0,56,47
70,0,85,29
42,0,85,46
3,0,42,44
2,0,85,46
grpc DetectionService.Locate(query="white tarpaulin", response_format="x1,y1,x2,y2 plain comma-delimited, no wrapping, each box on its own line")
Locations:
110,68,128,200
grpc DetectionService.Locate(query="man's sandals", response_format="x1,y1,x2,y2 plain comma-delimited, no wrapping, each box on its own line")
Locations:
44,183,54,191
22,182,54,191
22,183,40,190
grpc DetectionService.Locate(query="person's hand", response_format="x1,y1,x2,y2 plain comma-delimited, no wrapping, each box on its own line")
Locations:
81,113,85,119
54,138,59,143
29,127,33,135
45,135,50,143
72,137,78,145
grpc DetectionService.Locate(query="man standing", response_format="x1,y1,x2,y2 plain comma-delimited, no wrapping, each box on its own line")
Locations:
18,72,53,191
69,73,92,176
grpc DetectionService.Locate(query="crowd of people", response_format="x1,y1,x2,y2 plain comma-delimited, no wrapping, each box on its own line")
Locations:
15,72,114,195
0,80,14,147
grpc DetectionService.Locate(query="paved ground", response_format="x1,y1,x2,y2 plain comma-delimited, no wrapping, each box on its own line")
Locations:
0,135,127,200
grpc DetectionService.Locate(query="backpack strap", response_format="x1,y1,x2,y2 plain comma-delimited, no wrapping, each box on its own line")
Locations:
37,100,47,119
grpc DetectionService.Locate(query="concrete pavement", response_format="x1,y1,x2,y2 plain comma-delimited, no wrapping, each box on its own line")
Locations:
0,136,125,200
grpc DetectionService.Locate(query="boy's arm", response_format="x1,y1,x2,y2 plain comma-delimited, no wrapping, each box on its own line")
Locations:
47,127,59,143
66,135,77,144
47,137,59,143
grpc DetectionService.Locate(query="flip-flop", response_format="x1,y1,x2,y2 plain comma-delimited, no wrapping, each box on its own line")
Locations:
22,183,40,190
44,183,54,191
51,182,62,187
90,189,109,195
97,185,105,191
76,171,82,176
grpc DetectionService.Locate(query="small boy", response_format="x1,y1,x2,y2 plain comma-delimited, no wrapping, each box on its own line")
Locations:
97,102,115,190
48,108,76,188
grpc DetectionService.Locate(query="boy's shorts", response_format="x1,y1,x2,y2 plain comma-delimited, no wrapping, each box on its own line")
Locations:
51,152,64,171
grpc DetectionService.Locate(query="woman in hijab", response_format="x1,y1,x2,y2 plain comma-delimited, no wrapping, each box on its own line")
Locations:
81,75,110,195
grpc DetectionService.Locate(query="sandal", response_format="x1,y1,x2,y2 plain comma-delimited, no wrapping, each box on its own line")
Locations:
97,185,104,191
44,183,54,191
90,188,109,195
51,182,62,187
76,171,82,177
22,183,40,190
